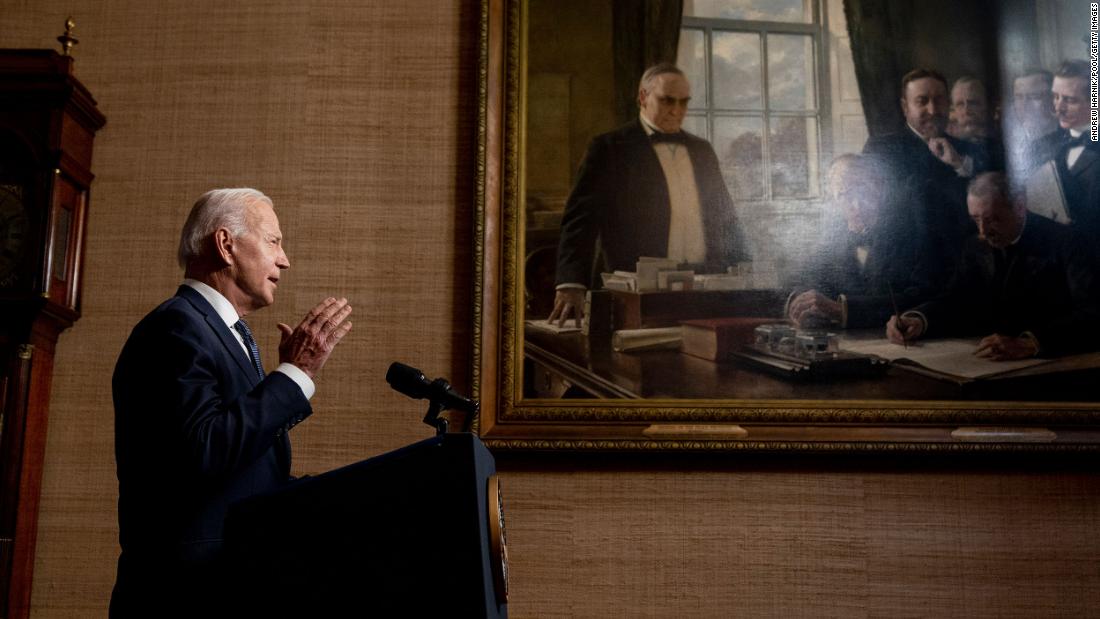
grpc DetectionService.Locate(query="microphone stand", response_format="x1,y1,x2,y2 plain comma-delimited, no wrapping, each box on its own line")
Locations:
422,378,454,435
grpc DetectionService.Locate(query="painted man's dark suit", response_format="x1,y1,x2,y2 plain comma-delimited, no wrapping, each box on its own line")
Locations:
910,213,1100,357
863,129,991,260
111,285,310,616
786,190,940,329
554,120,747,287
1032,129,1100,240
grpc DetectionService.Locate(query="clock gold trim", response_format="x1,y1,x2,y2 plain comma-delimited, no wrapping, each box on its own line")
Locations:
486,474,508,604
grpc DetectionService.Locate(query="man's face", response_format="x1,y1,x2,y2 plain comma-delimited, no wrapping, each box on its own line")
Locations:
228,200,290,315
828,161,879,234
639,73,691,133
968,194,1023,249
901,77,948,140
1052,76,1089,130
1013,74,1053,129
949,80,989,140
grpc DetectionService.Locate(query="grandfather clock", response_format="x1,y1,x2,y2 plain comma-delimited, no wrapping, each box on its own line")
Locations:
0,20,105,619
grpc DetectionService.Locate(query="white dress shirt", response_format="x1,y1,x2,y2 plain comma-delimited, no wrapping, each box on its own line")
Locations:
183,279,315,400
640,114,707,264
1067,128,1086,169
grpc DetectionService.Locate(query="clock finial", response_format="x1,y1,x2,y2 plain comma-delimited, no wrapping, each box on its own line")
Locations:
57,17,78,57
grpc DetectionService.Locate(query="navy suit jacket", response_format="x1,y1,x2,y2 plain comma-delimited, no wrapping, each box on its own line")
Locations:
111,285,310,616
555,120,748,287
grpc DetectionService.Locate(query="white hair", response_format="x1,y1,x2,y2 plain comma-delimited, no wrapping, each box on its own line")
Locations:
638,63,685,94
177,188,272,269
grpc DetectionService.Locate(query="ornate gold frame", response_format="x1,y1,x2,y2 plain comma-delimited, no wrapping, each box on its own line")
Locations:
472,0,1100,452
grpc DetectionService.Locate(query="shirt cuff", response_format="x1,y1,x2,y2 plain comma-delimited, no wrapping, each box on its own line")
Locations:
955,155,974,178
783,290,798,321
556,283,586,290
275,363,316,400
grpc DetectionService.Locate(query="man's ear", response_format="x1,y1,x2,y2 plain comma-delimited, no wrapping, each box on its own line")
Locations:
213,228,235,266
638,88,647,109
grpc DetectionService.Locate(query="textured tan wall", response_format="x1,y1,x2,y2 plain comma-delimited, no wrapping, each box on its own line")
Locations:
3,1,1100,617
3,0,477,614
502,460,1100,617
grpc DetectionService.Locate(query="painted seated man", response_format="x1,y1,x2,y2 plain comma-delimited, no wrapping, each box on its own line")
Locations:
888,172,1100,360
786,154,941,329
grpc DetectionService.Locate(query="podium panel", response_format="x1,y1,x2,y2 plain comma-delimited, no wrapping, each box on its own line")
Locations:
225,432,507,618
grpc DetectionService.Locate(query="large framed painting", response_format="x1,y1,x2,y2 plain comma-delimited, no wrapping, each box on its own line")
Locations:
474,0,1100,451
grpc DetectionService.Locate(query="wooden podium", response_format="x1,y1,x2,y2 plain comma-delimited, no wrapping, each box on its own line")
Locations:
224,432,508,618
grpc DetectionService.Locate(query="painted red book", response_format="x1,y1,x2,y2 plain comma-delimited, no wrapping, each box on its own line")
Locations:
680,317,779,361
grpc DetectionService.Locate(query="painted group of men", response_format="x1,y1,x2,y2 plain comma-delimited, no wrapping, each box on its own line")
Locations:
549,61,1100,362
798,62,1100,360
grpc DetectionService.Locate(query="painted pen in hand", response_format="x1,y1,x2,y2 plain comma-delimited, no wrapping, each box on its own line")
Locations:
887,282,907,349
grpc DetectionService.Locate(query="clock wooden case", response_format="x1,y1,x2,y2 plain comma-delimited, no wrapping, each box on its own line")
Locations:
0,47,105,619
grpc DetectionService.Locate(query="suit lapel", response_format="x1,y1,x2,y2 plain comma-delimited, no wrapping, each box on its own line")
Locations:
176,285,290,477
1002,216,1043,301
176,286,258,384
625,124,667,201
622,124,671,256
1069,146,1098,177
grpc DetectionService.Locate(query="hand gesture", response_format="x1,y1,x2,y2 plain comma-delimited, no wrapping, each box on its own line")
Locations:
788,290,841,328
974,334,1039,361
886,314,923,345
548,288,585,328
277,297,353,378
927,137,963,169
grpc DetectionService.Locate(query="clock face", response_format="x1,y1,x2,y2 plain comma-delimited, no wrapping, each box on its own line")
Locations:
0,184,30,288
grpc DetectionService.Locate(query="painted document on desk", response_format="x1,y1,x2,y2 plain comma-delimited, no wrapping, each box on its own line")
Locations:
839,338,1047,380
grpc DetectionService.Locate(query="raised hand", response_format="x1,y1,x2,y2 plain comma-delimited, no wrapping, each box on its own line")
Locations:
277,297,353,378
927,136,964,169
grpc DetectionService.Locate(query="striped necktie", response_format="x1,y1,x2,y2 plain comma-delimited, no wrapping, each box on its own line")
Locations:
233,319,265,380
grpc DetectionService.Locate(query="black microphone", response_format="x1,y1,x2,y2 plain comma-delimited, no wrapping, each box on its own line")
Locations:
386,362,480,415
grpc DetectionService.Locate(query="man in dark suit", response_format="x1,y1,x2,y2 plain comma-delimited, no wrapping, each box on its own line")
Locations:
1005,68,1057,186
863,69,993,261
110,188,353,617
548,63,747,326
888,173,1100,360
1029,60,1100,240
947,76,1004,170
786,154,940,329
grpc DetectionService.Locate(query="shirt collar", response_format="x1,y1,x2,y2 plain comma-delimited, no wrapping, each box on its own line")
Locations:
1008,212,1027,247
639,113,659,136
183,279,240,328
906,123,934,142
